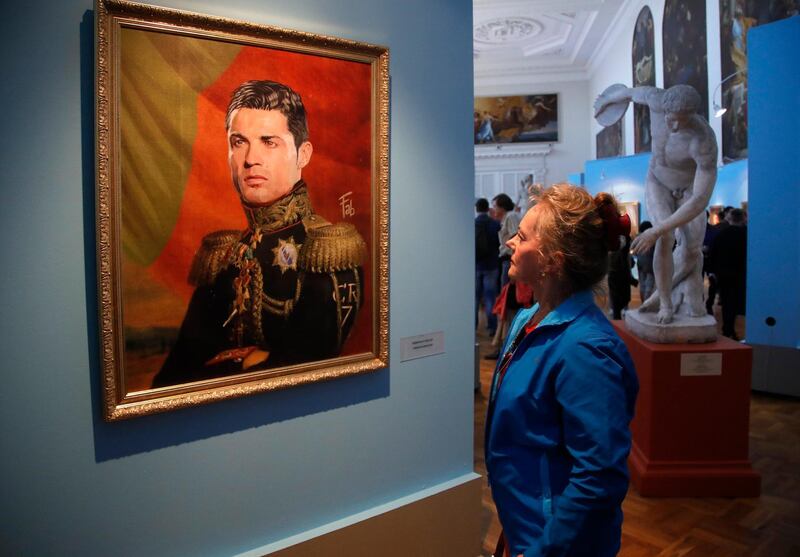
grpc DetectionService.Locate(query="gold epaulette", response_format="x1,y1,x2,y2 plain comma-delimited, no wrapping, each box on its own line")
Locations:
187,230,240,286
299,218,367,273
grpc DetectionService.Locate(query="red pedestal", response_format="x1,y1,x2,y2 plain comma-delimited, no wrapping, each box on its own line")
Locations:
614,322,761,497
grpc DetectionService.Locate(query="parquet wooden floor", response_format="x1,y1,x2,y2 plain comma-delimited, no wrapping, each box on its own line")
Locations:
473,299,800,557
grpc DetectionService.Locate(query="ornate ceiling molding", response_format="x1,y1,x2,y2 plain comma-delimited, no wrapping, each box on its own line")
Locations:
474,70,588,92
474,143,552,161
474,17,543,45
474,0,627,85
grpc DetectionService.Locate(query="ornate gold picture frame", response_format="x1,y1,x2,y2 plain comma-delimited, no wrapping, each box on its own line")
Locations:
96,0,389,420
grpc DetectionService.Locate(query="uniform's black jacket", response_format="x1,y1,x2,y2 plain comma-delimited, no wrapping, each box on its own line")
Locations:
152,182,365,387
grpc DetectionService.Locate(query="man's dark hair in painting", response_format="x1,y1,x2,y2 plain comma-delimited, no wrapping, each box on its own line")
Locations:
225,80,309,148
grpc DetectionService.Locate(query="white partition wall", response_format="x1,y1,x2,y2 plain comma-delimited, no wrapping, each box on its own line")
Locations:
475,144,552,208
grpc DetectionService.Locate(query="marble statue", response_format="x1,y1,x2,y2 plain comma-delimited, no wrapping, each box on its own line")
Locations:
594,84,718,343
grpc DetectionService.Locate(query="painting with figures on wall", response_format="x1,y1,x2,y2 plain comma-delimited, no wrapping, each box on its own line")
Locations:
719,0,800,162
596,120,624,159
708,205,724,226
95,0,389,420
474,94,558,144
663,0,709,120
619,201,640,238
632,5,655,153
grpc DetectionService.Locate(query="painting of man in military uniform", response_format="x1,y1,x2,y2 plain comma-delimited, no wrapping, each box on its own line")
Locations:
151,80,367,387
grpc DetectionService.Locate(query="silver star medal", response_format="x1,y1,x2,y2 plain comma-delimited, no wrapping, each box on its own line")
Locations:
272,238,301,273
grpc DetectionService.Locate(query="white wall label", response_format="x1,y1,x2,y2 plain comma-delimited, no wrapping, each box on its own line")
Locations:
680,353,723,376
400,331,445,362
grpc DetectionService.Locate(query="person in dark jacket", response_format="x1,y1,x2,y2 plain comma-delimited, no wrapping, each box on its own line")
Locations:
703,207,731,314
636,221,656,303
608,234,637,319
476,197,502,335
710,208,747,339
486,184,638,557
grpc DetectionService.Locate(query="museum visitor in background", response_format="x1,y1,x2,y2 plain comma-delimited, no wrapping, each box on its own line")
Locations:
608,233,637,320
486,193,524,359
636,220,655,304
485,184,638,557
703,206,731,315
710,208,748,340
475,197,501,337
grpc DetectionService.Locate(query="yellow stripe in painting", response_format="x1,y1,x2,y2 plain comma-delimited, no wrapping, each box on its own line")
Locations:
119,28,240,266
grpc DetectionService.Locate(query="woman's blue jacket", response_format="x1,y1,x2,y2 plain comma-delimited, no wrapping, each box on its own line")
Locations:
486,290,638,556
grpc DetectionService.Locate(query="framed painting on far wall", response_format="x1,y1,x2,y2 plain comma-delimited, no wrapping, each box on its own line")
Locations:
718,0,800,162
619,201,640,238
632,5,655,153
663,0,709,120
709,204,724,225
474,94,558,144
96,0,389,420
596,120,624,159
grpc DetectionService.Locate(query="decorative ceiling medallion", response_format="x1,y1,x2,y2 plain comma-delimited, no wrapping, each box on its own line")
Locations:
474,17,543,45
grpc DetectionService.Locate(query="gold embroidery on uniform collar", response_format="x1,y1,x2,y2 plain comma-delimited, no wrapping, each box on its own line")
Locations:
242,182,313,232
226,185,313,343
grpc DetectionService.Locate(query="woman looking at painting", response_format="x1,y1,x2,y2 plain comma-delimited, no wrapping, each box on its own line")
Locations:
485,184,639,557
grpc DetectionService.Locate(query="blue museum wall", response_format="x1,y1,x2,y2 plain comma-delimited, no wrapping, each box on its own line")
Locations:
711,159,748,208
584,154,651,222
747,16,800,349
567,172,585,186
0,2,476,556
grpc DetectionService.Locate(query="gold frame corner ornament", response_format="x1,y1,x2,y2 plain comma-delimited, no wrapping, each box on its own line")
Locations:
96,0,390,420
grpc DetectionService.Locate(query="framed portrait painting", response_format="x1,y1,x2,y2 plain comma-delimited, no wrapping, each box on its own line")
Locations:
631,5,655,153
96,0,389,420
596,120,623,159
619,201,640,238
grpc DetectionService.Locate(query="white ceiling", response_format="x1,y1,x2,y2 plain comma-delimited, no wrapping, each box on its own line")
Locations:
474,0,630,87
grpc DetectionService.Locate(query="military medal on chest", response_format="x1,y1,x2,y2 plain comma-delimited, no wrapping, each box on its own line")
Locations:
272,237,302,273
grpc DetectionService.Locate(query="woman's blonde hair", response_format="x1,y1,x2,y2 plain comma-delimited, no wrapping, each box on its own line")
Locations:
530,183,621,293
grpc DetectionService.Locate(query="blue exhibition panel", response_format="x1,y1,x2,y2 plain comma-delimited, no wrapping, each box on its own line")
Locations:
711,159,748,208
567,172,585,186
584,153,651,223
583,154,748,225
746,16,800,349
